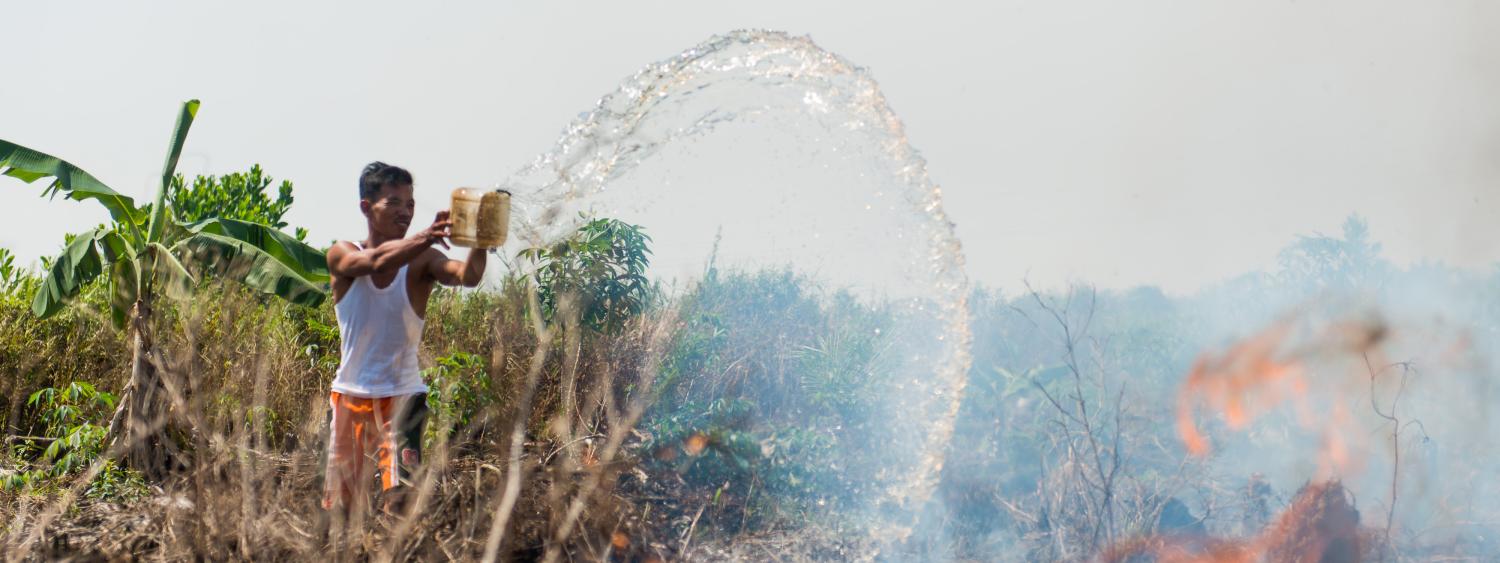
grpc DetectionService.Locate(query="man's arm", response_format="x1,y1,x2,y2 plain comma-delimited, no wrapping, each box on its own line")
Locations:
426,247,488,288
328,212,452,279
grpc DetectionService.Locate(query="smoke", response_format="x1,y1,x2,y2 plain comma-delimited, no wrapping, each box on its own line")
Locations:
491,28,1500,558
930,215,1500,559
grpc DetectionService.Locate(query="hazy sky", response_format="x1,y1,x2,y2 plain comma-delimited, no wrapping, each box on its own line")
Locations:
2,1,1495,293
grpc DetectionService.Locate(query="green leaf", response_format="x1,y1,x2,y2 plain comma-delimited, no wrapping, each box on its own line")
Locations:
31,227,109,318
147,100,199,245
145,242,194,301
181,217,328,282
176,231,328,307
95,230,135,265
92,229,142,327
108,258,138,329
0,140,143,225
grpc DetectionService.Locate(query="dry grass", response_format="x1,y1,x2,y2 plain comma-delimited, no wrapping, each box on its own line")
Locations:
0,272,904,561
0,283,723,561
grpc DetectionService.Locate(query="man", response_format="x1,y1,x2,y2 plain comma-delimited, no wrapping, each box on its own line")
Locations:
322,162,487,514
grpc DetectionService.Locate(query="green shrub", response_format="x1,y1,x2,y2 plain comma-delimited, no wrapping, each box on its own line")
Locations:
4,381,144,499
424,351,491,446
165,164,308,240
520,216,652,333
0,247,20,295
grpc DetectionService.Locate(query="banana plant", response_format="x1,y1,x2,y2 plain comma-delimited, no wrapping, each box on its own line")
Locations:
0,100,329,478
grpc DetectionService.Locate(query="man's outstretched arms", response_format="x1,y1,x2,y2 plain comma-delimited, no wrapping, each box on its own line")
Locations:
329,212,453,279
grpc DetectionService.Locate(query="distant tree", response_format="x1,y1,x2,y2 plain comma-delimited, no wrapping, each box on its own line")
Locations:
1278,214,1390,291
165,164,308,240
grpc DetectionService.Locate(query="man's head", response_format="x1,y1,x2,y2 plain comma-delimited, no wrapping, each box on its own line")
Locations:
359,162,415,238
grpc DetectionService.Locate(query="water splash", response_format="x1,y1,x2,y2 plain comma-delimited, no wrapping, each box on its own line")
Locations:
498,29,972,537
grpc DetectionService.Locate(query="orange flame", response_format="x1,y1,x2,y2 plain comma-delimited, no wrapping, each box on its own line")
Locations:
1103,481,1365,562
683,433,709,457
1118,314,1392,562
1176,323,1308,457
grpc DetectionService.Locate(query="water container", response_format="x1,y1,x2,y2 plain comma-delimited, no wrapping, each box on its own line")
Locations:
449,188,510,249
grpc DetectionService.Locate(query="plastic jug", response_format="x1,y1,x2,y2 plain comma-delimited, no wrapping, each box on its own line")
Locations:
449,188,510,249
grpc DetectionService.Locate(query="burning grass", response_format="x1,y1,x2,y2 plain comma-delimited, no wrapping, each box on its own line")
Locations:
1103,480,1371,563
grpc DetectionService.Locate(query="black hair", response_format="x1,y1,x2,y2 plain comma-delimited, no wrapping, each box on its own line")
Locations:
358,161,413,200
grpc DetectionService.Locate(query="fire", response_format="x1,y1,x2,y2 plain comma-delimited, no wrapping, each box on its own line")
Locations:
1112,314,1393,562
1175,316,1384,473
1102,481,1366,563
683,433,709,457
1176,322,1308,457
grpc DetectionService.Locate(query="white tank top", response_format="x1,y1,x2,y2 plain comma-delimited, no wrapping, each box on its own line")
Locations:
330,246,427,397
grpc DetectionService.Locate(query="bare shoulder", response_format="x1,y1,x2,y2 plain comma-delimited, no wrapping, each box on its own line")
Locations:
327,241,357,263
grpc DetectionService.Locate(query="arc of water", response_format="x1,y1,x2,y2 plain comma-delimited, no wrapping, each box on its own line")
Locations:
501,29,972,523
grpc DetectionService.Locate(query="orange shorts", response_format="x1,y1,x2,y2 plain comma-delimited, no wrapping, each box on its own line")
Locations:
321,391,428,510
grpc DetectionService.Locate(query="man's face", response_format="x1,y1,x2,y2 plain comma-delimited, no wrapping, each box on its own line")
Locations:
361,183,416,238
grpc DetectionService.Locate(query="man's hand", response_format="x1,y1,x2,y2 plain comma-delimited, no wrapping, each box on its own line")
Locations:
412,211,453,249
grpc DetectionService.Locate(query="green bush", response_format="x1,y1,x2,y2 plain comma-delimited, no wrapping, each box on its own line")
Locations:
166,164,308,241
0,247,19,295
27,382,114,473
424,351,491,447
4,381,144,499
520,216,652,333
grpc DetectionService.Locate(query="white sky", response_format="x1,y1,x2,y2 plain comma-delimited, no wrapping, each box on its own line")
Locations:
2,1,1496,294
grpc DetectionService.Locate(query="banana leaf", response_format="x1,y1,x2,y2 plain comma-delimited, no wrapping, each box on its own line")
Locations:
108,258,138,329
176,231,327,308
32,227,108,318
145,242,194,302
0,140,143,226
146,100,198,244
181,217,328,283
